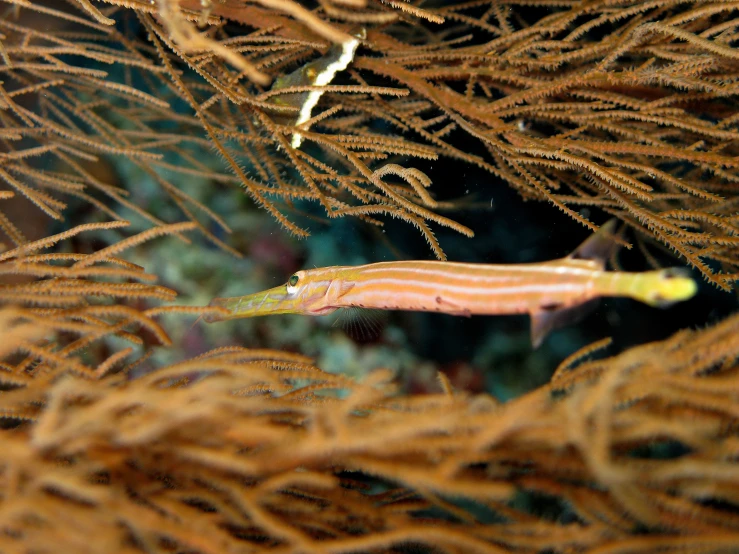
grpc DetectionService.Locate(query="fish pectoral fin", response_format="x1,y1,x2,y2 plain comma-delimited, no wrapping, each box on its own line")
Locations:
530,299,599,348
567,219,624,268
333,307,386,341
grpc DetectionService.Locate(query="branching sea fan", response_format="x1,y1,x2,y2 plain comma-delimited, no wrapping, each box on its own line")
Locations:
0,0,738,552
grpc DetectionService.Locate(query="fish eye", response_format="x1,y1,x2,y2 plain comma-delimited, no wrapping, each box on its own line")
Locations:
288,274,299,287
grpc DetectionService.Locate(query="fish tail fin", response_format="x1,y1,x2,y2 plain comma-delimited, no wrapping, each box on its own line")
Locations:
631,267,698,308
568,219,624,269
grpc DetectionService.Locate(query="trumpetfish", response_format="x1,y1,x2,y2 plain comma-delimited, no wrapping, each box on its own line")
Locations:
206,221,697,346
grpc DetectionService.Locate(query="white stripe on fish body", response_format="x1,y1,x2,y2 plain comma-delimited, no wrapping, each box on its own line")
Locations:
347,277,594,297
339,279,595,315
350,260,600,281
338,265,600,291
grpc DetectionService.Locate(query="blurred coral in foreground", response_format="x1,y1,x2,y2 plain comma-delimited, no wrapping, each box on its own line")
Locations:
0,242,738,551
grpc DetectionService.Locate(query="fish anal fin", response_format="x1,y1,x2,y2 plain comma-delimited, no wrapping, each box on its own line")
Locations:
530,299,600,348
567,219,624,269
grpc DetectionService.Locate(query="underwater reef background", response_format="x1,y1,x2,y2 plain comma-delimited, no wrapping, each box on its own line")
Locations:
0,0,738,551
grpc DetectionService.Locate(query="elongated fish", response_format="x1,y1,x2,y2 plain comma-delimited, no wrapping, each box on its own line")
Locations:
206,221,697,346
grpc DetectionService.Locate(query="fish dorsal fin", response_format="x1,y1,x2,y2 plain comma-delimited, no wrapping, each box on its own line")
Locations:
530,299,599,348
567,219,622,269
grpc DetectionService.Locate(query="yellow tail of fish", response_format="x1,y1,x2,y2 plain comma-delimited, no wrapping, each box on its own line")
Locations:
632,268,698,307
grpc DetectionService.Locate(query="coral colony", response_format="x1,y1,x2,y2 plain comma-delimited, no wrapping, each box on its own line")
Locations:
0,1,737,553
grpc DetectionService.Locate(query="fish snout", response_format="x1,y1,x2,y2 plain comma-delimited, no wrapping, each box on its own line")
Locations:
203,297,236,322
